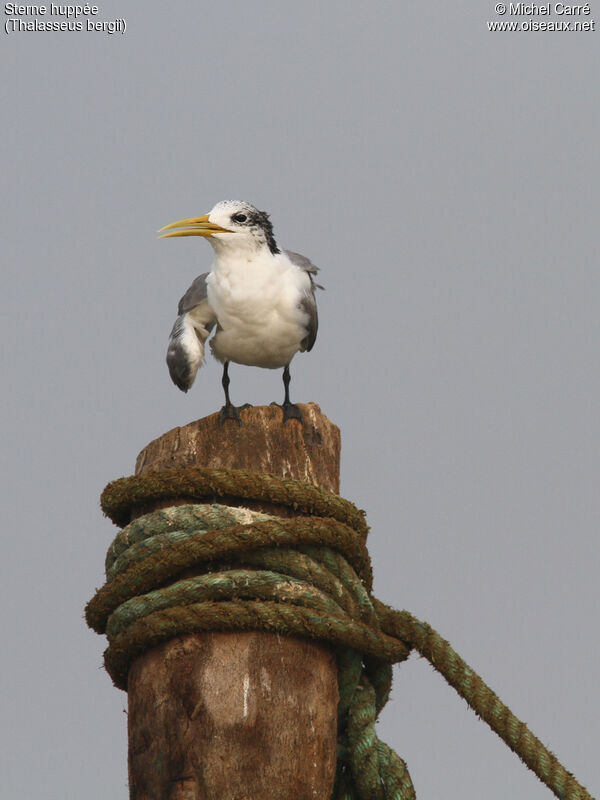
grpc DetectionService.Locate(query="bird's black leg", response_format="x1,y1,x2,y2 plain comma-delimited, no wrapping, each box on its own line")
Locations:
280,364,303,422
219,362,251,424
220,361,238,422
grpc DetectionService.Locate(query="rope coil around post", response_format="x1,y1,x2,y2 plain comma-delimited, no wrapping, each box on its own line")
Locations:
86,466,594,800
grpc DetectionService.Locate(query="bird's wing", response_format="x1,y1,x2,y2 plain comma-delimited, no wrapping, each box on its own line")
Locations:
167,273,217,391
285,251,321,353
177,273,211,314
285,250,321,280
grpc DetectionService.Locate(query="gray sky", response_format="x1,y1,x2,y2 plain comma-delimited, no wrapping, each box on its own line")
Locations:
2,2,598,798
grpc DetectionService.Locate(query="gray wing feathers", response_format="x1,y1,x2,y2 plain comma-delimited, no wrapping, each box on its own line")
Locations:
285,250,323,286
285,251,321,353
285,250,318,273
177,272,210,314
300,288,318,352
167,274,217,391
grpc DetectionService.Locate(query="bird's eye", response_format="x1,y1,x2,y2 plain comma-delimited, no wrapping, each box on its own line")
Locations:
232,213,247,223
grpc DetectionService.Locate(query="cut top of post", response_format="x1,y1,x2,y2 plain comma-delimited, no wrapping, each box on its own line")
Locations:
135,403,341,494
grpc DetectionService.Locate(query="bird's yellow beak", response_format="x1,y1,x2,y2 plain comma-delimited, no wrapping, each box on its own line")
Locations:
158,214,233,238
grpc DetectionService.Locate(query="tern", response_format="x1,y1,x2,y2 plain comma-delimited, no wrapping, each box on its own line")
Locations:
160,200,321,423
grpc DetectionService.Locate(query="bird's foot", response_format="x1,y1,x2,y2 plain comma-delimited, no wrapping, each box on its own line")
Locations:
271,401,303,423
219,402,252,425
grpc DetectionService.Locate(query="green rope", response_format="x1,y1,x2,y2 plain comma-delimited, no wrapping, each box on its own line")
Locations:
100,465,369,538
86,516,374,633
86,468,594,800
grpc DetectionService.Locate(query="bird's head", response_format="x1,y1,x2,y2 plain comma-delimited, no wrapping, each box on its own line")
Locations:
159,200,280,256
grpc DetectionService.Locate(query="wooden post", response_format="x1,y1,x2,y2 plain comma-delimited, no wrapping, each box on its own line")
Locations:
127,403,340,800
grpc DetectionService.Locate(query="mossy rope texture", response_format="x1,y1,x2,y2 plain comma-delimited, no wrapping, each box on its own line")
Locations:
86,466,594,800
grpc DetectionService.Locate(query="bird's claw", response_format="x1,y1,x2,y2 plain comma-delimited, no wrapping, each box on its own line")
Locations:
278,401,303,423
219,403,245,425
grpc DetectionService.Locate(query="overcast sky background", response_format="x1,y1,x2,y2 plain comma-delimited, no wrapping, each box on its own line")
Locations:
2,2,599,798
